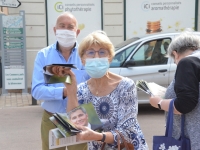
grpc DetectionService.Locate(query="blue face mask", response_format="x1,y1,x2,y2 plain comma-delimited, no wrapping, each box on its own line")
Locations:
85,57,109,78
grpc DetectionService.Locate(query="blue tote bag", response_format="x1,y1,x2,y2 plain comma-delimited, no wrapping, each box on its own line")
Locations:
153,99,191,150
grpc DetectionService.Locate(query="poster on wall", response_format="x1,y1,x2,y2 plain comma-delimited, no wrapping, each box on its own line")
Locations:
5,69,25,89
46,0,102,45
125,0,196,40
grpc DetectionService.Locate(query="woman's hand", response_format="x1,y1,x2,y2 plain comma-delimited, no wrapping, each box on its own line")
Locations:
64,69,77,94
76,125,102,141
149,96,180,113
149,96,162,109
63,69,79,112
63,69,77,98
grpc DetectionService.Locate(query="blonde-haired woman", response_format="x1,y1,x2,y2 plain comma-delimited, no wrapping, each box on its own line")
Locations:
65,30,148,150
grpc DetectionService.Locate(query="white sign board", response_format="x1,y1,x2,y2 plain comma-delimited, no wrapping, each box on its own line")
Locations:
2,15,23,28
46,0,102,45
126,0,196,39
5,69,25,89
0,0,21,8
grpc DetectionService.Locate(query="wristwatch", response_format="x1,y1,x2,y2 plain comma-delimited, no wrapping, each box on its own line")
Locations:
101,133,106,142
158,100,163,110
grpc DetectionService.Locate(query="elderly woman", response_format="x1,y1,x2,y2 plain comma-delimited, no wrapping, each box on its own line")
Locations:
65,31,148,150
149,31,200,150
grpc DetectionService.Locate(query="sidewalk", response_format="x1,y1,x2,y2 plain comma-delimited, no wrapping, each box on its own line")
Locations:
0,93,43,150
0,92,41,109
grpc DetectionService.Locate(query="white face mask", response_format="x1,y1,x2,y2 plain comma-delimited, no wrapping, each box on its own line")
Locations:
56,29,76,48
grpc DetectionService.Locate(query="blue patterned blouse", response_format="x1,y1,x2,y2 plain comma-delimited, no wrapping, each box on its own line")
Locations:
77,77,148,150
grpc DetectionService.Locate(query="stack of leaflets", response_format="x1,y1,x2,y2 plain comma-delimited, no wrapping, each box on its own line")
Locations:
43,64,77,84
136,80,167,98
49,103,103,149
49,113,80,137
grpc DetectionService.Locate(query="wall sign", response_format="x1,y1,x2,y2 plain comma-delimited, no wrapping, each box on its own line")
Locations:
5,69,25,89
46,0,103,45
125,0,196,40
0,11,28,94
0,0,21,8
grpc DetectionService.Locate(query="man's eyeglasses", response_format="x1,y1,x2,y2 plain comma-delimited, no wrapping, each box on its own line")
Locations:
85,49,109,58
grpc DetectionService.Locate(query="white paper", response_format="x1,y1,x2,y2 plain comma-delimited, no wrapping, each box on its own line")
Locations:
49,128,90,149
136,80,167,98
148,82,167,98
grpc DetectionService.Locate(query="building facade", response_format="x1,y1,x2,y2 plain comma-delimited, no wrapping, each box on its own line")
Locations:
5,0,200,88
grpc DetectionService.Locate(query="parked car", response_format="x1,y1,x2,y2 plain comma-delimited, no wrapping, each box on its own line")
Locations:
109,32,200,104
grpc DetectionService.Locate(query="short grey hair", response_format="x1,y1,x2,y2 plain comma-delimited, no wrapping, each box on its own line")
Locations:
168,31,200,58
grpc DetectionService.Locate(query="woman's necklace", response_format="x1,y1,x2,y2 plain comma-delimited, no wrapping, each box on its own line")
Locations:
95,72,110,95
95,78,102,95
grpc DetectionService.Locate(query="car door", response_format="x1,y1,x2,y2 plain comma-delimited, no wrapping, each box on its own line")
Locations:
110,36,174,104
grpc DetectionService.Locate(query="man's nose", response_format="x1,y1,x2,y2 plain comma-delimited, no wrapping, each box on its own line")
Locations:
77,117,82,121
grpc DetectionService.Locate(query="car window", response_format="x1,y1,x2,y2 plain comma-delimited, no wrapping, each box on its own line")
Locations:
161,39,170,54
128,38,171,67
110,43,139,67
115,37,140,51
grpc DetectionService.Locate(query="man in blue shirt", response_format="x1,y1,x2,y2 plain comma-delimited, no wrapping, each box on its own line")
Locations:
31,12,89,150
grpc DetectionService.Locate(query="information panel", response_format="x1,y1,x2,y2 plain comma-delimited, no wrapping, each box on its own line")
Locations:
125,0,196,39
0,11,27,94
46,0,102,45
5,68,25,89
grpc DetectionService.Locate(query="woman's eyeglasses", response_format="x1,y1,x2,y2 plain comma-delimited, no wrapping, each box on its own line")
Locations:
85,49,109,58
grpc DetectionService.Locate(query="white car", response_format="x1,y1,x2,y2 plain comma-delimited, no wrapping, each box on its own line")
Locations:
109,32,200,104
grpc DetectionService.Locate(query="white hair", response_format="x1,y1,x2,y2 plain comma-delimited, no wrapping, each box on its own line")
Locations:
168,30,200,58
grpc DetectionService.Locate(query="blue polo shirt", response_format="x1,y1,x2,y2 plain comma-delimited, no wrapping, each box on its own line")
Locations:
31,42,89,113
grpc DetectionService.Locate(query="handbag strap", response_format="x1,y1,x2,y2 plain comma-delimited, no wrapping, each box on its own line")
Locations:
165,98,186,138
115,130,131,150
181,114,186,137
101,131,121,150
101,130,133,150
165,98,174,137
101,142,106,150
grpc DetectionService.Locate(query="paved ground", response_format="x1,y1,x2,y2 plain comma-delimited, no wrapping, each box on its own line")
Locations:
0,106,43,150
0,93,165,150
0,93,41,108
138,105,165,149
0,93,43,150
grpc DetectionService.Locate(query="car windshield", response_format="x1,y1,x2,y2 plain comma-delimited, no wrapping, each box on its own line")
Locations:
115,37,140,51
111,42,139,67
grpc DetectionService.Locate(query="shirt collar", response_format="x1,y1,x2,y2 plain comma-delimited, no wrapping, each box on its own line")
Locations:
87,123,91,129
188,49,200,59
55,41,78,53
